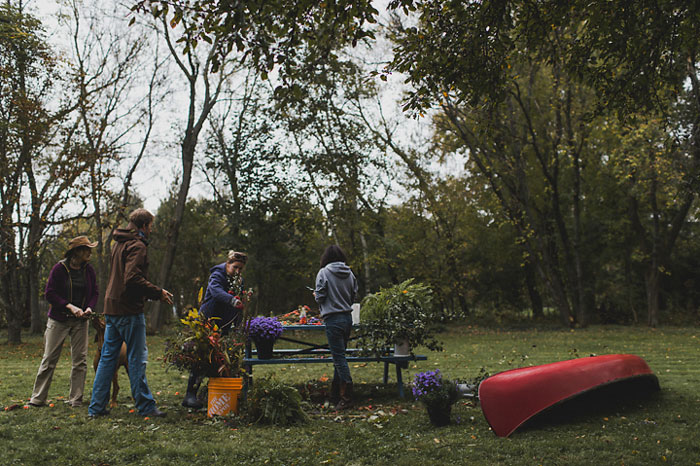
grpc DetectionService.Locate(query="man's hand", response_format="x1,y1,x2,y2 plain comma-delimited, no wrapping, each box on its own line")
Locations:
161,289,174,305
83,307,93,317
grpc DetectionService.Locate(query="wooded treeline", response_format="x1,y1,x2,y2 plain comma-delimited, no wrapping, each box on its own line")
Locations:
2,0,699,344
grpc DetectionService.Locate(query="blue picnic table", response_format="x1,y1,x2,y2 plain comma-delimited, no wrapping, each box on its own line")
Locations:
243,324,427,398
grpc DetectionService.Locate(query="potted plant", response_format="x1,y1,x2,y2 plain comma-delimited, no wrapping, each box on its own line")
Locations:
357,279,443,356
412,369,459,427
242,375,308,426
164,308,246,416
248,316,284,359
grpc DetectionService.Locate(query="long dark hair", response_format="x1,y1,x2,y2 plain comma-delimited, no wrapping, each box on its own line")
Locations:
320,245,347,268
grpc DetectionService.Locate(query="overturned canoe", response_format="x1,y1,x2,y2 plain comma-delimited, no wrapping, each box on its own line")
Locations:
478,354,659,437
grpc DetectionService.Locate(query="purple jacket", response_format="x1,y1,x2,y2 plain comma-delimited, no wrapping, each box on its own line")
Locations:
45,259,99,322
200,263,241,331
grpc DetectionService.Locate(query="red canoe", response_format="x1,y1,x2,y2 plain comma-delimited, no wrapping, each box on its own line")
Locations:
478,354,659,437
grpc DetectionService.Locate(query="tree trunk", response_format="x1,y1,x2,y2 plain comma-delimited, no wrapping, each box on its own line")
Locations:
2,251,25,345
624,247,639,324
149,139,196,332
28,255,42,334
537,234,573,327
645,264,659,327
359,231,371,297
524,261,544,319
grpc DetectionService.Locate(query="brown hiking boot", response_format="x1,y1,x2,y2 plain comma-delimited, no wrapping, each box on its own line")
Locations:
335,382,354,411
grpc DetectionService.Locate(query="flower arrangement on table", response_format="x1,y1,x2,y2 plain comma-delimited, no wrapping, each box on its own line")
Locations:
412,369,460,426
278,305,323,325
248,316,284,359
163,307,246,377
248,316,284,342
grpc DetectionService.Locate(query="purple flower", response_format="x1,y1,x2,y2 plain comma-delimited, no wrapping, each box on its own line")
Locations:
249,316,284,342
411,369,457,407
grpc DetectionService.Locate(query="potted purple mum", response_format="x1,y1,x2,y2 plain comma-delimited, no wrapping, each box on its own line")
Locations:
412,369,459,426
248,316,284,359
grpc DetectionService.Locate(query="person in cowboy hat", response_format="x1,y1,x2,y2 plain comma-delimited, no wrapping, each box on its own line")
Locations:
29,235,99,408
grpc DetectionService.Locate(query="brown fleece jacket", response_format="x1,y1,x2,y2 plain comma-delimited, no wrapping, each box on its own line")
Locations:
104,222,162,316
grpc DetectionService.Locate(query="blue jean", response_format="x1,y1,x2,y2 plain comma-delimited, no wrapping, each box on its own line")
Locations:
89,314,156,415
324,312,353,384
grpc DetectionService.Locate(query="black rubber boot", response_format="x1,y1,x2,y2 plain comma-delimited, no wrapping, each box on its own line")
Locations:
182,372,203,409
330,378,340,405
335,382,354,411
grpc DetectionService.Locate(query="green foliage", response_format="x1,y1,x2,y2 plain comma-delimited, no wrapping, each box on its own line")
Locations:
386,0,700,116
242,375,308,426
131,0,379,77
357,279,443,354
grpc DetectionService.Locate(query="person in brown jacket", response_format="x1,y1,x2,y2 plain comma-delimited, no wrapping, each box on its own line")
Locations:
88,208,173,418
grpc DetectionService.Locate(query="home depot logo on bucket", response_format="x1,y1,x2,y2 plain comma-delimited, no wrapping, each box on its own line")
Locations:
208,393,230,416
207,377,243,417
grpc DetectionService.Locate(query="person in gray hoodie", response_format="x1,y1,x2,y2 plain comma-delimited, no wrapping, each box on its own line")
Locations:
314,245,358,410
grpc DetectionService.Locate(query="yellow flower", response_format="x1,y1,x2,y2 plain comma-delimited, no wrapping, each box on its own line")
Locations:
402,290,408,294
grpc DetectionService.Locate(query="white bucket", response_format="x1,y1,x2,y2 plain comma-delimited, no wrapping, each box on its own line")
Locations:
394,340,410,356
351,303,360,324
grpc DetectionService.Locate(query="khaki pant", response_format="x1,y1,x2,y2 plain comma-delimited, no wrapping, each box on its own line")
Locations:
30,317,89,407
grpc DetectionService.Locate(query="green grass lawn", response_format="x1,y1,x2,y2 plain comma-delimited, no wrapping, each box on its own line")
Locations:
1,324,699,465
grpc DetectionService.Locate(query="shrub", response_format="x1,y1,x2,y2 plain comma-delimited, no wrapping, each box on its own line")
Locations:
242,375,308,426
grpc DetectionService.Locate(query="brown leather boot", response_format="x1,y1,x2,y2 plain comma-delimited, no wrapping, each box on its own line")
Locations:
335,382,354,411
330,378,340,405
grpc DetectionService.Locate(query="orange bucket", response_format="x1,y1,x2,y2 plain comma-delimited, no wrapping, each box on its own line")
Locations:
207,377,243,417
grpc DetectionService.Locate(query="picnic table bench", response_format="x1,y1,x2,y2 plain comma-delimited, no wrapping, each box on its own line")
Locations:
243,324,427,398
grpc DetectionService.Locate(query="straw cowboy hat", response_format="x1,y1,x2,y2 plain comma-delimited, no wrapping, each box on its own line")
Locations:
66,236,98,253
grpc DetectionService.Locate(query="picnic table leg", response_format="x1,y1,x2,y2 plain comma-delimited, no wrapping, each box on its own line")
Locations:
396,363,405,398
383,361,389,384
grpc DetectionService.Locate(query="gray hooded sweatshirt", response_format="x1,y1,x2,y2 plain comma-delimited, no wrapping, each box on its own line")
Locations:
314,261,358,318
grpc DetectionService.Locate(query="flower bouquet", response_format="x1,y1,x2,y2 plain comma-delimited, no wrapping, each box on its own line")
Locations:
226,272,253,307
163,307,245,377
412,370,459,427
248,316,284,359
